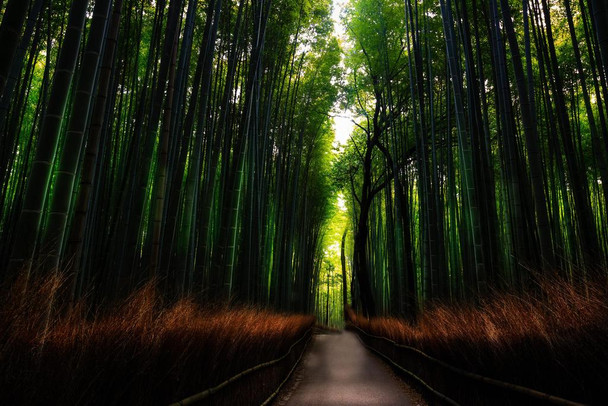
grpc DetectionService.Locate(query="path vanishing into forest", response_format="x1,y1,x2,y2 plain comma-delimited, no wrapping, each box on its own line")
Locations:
278,331,425,406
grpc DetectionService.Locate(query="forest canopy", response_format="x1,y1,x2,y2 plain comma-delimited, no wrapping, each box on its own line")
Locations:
1,0,608,322
334,0,608,317
0,0,340,314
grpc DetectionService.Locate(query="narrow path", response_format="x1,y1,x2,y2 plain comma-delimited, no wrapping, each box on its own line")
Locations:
279,330,425,406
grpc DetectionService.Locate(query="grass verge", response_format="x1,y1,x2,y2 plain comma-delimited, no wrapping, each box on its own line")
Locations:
0,275,314,405
348,278,608,404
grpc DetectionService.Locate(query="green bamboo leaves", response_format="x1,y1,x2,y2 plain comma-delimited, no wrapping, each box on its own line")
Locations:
337,0,608,318
0,0,340,313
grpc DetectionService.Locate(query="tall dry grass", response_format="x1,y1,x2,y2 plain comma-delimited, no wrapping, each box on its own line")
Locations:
348,278,608,404
0,275,314,405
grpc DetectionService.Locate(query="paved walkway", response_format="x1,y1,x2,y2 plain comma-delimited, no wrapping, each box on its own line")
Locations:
281,331,424,405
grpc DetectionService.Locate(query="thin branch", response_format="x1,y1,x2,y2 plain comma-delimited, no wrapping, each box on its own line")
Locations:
349,133,365,161
350,171,362,205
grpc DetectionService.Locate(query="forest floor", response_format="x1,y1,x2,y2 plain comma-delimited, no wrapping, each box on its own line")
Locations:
348,278,608,404
0,276,314,405
275,330,426,406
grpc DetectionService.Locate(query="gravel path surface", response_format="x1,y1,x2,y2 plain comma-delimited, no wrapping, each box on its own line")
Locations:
278,330,425,406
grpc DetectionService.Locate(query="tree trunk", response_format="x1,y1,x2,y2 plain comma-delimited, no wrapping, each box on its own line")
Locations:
8,0,90,280
0,0,32,97
43,0,113,271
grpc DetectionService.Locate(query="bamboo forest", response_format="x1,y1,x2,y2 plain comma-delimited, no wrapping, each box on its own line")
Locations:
1,0,608,404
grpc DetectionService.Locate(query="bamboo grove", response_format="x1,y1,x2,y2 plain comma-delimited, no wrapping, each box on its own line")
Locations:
2,0,608,322
336,0,608,317
0,0,340,312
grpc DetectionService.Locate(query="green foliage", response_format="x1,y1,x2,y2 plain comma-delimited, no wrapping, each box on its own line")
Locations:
332,0,608,319
1,0,608,323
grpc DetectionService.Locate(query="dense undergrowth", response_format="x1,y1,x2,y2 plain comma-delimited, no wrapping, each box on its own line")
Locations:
0,275,314,405
348,278,608,404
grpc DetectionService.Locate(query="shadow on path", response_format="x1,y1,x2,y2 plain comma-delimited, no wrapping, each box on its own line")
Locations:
279,330,425,405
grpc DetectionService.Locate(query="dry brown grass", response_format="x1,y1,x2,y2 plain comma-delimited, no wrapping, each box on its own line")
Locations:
0,275,314,405
348,278,608,404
